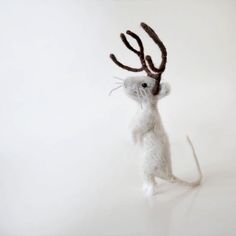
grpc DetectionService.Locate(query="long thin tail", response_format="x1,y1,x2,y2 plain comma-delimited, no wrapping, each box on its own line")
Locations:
172,136,203,187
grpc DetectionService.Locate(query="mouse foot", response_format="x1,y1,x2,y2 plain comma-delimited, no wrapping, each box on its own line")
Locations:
143,183,158,196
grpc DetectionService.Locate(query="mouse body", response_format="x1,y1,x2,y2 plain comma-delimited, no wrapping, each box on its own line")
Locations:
109,22,202,196
123,76,202,196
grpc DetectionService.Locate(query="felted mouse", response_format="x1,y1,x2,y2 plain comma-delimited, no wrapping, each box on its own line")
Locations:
109,22,202,196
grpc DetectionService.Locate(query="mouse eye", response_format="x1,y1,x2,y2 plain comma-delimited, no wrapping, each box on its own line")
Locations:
141,83,147,88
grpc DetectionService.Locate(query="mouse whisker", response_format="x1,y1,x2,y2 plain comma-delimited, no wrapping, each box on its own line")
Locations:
140,87,146,97
114,81,124,85
108,85,123,96
113,76,124,81
144,88,148,97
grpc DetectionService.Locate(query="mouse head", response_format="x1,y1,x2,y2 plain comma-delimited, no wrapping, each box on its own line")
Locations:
110,22,168,99
123,76,170,105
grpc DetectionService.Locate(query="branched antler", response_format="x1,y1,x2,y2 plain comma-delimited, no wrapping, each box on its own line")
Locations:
110,22,167,95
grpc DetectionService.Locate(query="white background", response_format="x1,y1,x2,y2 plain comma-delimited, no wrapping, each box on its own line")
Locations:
0,0,236,236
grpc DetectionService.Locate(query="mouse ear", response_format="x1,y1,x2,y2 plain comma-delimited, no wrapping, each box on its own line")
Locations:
157,82,171,99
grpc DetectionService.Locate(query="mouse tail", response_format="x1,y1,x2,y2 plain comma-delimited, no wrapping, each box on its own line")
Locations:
171,136,203,187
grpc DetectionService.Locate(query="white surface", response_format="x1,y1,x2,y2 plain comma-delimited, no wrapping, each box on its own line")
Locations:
0,0,236,236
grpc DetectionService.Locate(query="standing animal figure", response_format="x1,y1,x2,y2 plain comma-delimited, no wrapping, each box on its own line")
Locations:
110,22,202,196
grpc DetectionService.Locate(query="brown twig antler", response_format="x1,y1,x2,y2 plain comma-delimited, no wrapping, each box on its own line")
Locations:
110,22,167,95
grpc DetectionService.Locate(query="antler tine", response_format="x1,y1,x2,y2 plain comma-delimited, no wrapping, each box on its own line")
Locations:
140,22,167,74
125,30,144,55
109,54,143,72
125,30,154,77
120,33,140,55
145,55,161,73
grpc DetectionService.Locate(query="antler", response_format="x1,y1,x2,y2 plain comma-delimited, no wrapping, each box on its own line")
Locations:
110,22,167,95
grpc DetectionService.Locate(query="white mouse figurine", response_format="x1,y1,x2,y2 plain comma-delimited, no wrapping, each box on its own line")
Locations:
110,22,202,196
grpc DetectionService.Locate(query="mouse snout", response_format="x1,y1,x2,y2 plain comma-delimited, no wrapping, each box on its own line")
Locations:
124,78,135,89
124,79,129,88
124,79,138,97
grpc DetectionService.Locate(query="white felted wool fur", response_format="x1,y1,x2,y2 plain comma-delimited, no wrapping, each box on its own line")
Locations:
122,76,202,197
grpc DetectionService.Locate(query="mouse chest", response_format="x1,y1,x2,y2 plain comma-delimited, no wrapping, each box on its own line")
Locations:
133,110,154,128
